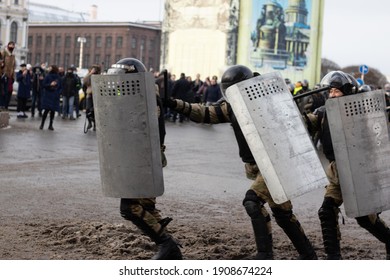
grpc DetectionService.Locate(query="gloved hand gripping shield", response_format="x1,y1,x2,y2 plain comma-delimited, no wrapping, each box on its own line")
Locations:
225,72,328,203
92,72,164,198
326,90,390,217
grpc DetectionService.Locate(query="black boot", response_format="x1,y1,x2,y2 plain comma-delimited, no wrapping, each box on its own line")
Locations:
151,233,183,260
48,121,54,130
40,111,47,129
48,112,54,130
119,199,182,260
243,190,273,260
272,208,317,260
356,214,390,260
318,198,342,260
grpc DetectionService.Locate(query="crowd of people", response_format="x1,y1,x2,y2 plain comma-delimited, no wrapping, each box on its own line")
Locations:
0,41,100,132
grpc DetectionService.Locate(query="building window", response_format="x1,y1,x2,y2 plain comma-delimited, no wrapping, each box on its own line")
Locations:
131,36,137,49
104,55,111,70
45,36,52,48
96,36,102,48
64,53,70,67
65,36,71,48
36,53,41,64
84,54,90,69
75,54,80,68
116,36,123,49
37,35,42,47
14,0,19,5
10,22,18,43
94,54,100,65
149,39,155,51
28,36,33,48
27,52,32,63
115,55,121,62
85,36,91,48
106,36,112,49
54,53,61,65
45,53,51,65
55,35,61,48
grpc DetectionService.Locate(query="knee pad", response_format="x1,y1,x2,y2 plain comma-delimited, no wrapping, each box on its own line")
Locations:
243,190,265,219
318,197,338,221
119,198,139,221
355,215,373,228
271,207,292,220
271,207,296,229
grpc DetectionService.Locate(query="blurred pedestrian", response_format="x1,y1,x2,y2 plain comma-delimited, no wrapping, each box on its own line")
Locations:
40,65,62,130
16,63,32,118
0,41,16,110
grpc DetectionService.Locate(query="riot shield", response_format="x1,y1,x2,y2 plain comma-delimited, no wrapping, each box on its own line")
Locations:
326,90,390,217
92,72,164,198
225,72,328,204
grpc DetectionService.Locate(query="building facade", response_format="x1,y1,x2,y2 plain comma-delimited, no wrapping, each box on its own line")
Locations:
0,0,29,64
27,22,161,71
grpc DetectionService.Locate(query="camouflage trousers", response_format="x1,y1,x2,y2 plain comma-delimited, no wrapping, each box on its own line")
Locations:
121,198,165,236
324,161,385,226
245,163,292,211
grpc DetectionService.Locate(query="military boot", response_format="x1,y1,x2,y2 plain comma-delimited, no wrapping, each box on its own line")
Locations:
356,214,390,260
272,208,317,260
318,199,342,260
152,233,183,260
243,191,273,260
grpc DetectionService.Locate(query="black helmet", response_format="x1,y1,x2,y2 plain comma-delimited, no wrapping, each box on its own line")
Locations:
320,71,358,95
107,58,147,74
220,65,254,97
359,84,372,93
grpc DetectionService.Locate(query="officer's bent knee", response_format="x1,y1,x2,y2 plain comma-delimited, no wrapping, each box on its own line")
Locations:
318,197,337,219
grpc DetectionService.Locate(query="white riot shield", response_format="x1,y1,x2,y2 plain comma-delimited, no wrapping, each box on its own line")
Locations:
326,90,390,217
92,72,164,198
225,72,328,204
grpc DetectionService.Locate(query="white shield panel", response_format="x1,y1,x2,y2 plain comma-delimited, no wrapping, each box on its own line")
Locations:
92,72,164,198
225,72,328,204
326,90,390,217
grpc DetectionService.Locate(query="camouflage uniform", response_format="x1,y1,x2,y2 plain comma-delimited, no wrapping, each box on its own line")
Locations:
119,86,181,260
172,98,317,259
308,108,390,260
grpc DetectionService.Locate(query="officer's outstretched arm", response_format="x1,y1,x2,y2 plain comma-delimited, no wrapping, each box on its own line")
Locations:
169,99,231,124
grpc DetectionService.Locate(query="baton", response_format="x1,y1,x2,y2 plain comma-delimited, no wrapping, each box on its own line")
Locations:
293,86,330,100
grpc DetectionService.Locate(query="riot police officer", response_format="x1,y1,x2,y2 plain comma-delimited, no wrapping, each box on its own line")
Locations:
107,58,182,260
308,71,390,259
167,65,317,260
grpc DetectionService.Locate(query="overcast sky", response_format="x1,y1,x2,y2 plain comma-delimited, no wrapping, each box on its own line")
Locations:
29,0,390,75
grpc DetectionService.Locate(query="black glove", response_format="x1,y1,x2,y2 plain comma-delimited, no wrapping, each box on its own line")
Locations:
165,97,177,109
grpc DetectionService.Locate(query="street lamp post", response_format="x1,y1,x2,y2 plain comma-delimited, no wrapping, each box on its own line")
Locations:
77,37,86,70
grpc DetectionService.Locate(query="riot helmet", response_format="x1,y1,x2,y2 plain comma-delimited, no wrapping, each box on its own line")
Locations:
358,84,372,93
107,58,147,75
220,65,254,99
320,71,358,96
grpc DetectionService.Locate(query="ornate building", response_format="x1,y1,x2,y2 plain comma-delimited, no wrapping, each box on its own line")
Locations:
0,0,29,64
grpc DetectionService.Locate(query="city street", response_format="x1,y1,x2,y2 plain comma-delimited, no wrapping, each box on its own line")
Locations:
0,111,389,260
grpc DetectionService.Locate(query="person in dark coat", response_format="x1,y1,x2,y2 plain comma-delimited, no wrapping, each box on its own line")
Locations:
171,73,193,122
40,65,62,130
16,63,32,118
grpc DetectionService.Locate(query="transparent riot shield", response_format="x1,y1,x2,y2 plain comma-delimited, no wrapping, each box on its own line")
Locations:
225,72,328,204
326,90,390,217
92,72,164,198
